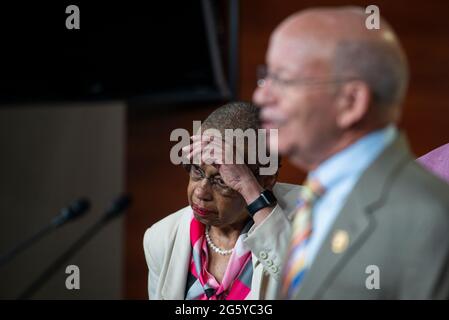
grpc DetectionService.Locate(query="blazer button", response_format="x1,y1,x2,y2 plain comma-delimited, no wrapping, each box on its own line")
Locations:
265,259,273,266
259,251,268,260
270,265,278,273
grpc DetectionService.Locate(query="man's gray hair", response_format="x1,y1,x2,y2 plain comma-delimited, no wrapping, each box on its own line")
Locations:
333,40,409,108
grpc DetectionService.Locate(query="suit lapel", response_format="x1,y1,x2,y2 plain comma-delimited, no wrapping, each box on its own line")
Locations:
294,192,373,299
247,253,263,299
161,210,192,299
294,134,414,299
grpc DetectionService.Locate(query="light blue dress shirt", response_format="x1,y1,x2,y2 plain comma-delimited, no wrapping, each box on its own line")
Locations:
305,125,398,267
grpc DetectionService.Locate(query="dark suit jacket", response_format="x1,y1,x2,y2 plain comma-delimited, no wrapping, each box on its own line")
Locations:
293,135,449,299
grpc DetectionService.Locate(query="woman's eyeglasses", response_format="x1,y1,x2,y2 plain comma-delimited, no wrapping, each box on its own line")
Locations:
183,164,236,196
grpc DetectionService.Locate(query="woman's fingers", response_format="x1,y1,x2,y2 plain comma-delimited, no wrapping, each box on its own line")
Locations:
182,141,208,161
191,134,214,143
201,142,224,165
187,142,218,164
182,135,235,166
190,134,245,161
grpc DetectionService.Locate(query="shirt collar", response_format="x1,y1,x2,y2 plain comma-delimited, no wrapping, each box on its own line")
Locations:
309,125,398,190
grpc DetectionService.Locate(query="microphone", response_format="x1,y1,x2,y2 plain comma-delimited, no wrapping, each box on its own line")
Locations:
0,198,91,268
17,194,132,299
52,198,91,227
101,193,132,223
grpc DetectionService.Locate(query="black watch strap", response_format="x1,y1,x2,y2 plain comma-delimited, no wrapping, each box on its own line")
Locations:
246,190,277,217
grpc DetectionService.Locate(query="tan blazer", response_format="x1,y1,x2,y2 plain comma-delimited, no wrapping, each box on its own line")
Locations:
291,135,449,299
143,182,300,300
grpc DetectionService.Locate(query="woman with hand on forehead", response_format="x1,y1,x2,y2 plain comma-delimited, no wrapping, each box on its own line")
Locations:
143,102,300,300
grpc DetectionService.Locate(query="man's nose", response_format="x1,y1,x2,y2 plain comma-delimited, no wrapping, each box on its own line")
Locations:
253,81,274,108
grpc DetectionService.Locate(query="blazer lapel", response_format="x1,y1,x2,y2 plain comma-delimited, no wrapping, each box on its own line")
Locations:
161,210,193,299
294,134,413,299
294,193,373,299
247,253,263,299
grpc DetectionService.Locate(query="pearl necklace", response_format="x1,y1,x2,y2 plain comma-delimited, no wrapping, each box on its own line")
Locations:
205,226,234,256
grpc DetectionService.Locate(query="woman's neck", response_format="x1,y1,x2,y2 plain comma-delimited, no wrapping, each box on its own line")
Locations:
209,219,249,247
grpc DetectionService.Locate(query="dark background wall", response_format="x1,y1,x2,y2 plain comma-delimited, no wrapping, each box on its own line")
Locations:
125,0,449,299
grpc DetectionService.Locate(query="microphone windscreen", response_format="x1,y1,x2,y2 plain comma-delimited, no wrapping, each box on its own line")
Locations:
104,194,132,220
54,198,90,226
68,198,90,219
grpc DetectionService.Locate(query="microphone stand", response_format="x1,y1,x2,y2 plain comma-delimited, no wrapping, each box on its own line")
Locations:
0,198,90,268
17,194,131,300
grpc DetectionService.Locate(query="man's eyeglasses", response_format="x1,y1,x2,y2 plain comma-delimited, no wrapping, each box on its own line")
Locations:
256,65,359,89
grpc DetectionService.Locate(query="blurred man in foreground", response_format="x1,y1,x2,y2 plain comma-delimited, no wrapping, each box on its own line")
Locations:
253,6,449,299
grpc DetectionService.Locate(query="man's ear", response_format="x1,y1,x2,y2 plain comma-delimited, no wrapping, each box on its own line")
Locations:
335,80,371,129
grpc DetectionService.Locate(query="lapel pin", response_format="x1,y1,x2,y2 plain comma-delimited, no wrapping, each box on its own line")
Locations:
332,229,349,254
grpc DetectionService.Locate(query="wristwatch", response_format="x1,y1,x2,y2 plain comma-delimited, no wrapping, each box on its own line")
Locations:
246,190,277,217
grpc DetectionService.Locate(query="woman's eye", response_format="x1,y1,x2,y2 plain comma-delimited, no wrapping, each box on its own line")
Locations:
191,165,203,177
215,178,227,188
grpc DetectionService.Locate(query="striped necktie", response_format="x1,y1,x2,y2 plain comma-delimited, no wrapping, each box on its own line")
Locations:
280,178,325,299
